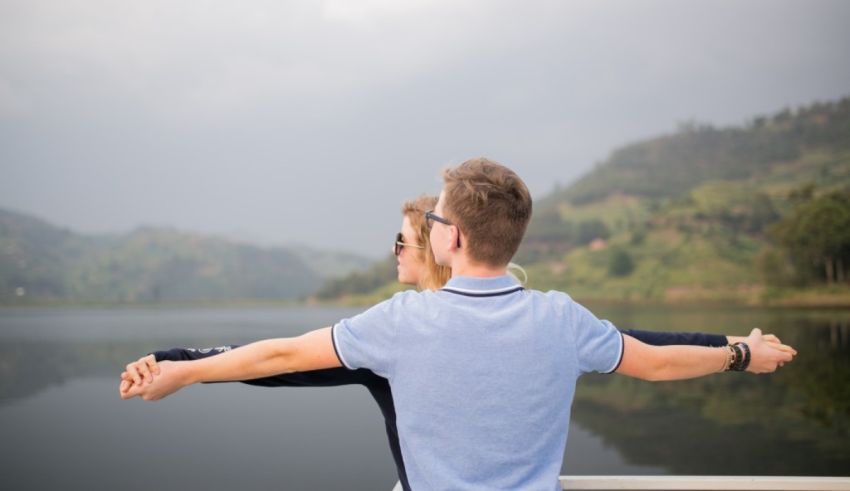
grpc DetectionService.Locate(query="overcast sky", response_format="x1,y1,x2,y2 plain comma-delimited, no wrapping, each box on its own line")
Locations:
2,0,849,257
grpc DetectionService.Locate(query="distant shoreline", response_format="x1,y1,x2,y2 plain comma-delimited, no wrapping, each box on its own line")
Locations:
3,285,850,310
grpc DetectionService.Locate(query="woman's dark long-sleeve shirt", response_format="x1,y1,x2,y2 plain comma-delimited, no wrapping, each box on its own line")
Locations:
153,329,727,491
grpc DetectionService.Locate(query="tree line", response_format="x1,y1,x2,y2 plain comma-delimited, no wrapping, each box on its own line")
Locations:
765,185,850,286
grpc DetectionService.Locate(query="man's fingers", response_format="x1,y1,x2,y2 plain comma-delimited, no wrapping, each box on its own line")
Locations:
121,354,162,398
763,333,781,344
763,347,794,373
762,333,798,356
144,354,160,376
135,358,152,384
128,383,145,399
134,355,155,383
770,342,797,356
746,335,796,374
125,362,142,385
119,380,143,400
750,327,763,338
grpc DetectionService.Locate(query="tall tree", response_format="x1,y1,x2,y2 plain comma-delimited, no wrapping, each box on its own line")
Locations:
773,190,850,284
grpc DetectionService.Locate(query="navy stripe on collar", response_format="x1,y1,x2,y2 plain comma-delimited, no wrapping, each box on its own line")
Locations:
440,286,525,297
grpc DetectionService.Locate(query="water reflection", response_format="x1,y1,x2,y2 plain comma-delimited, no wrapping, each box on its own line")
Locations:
0,305,848,484
570,306,850,476
0,306,363,405
0,306,395,490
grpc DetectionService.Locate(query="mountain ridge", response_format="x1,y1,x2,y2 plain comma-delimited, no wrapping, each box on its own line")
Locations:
0,207,368,304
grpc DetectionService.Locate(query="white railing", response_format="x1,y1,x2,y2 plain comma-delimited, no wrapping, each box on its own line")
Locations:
391,476,850,491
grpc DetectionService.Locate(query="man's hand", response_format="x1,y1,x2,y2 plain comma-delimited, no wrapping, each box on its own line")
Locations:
119,361,188,401
727,332,796,356
121,354,160,386
743,328,796,373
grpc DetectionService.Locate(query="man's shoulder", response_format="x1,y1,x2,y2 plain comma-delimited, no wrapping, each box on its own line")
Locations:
366,288,431,312
526,288,575,304
389,288,431,302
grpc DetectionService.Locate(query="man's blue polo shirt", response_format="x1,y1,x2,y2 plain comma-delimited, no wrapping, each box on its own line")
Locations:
332,275,623,490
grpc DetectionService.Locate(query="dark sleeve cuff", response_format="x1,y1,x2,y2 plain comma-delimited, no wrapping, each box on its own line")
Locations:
621,329,727,347
151,345,242,362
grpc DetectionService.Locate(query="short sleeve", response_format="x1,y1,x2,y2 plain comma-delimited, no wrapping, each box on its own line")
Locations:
331,297,398,378
572,302,624,374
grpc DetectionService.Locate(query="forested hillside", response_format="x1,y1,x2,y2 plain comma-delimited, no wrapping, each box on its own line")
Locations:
0,209,339,304
551,99,850,205
519,97,850,304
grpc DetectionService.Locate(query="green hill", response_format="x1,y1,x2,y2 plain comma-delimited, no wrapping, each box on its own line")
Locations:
552,99,850,206
313,254,409,305
0,209,329,304
322,97,850,306
520,97,850,305
290,245,373,280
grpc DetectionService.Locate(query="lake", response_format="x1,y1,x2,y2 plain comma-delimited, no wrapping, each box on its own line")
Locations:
0,305,847,490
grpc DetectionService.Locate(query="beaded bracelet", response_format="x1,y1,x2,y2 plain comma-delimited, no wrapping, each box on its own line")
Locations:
729,344,744,372
721,345,734,372
733,342,751,371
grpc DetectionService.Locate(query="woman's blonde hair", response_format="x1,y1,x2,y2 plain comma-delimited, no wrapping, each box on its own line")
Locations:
401,194,528,290
402,195,452,291
507,262,527,286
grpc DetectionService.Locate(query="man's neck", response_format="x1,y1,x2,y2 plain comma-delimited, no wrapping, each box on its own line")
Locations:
450,257,507,279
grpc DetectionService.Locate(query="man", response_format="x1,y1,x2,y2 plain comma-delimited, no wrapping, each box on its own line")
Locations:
121,158,793,490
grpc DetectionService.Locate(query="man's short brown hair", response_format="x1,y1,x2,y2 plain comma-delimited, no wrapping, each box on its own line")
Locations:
442,157,532,267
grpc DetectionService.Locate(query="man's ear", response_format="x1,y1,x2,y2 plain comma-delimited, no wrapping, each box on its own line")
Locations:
450,226,461,251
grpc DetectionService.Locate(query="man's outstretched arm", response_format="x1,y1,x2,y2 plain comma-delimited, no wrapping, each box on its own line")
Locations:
121,345,377,388
120,327,341,401
616,328,795,381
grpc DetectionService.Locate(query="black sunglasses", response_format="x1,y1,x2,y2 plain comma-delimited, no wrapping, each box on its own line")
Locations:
394,232,424,256
425,210,461,248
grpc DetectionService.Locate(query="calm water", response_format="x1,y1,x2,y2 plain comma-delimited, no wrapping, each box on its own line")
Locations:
0,305,847,490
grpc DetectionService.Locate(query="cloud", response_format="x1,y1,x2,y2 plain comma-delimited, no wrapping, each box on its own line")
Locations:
0,78,29,116
1,0,849,255
321,0,439,25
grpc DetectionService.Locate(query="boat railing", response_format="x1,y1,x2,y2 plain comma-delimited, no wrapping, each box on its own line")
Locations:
390,475,850,491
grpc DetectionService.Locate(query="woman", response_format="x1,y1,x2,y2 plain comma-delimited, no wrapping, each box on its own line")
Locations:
121,195,788,491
